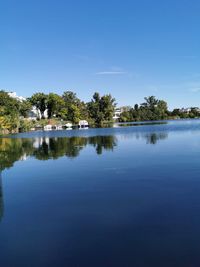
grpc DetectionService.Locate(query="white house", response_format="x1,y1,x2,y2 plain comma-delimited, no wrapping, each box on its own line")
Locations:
179,107,200,114
180,108,191,114
113,108,122,120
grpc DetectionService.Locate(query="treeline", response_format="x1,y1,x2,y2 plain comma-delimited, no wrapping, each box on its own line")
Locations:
0,90,116,133
119,96,169,122
119,96,200,122
29,92,116,125
1,91,200,134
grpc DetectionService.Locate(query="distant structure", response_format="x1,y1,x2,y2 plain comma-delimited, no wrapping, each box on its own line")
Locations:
179,107,200,114
44,125,52,131
113,108,122,120
27,106,40,120
180,108,191,114
79,120,89,128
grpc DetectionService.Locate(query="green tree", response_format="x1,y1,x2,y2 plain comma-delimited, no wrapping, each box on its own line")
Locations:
119,96,168,122
0,91,20,133
156,100,168,119
87,92,116,126
47,93,65,118
140,96,168,120
141,96,159,110
171,108,181,117
19,100,32,118
62,91,82,123
29,93,48,119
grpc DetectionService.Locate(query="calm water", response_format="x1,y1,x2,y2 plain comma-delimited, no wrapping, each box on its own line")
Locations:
1,119,200,267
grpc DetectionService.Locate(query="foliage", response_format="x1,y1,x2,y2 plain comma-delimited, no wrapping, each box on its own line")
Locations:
47,93,65,118
61,91,82,123
0,91,20,133
1,89,200,134
87,92,116,126
170,108,200,119
19,119,35,132
29,93,48,119
119,96,168,122
19,100,32,118
61,91,90,123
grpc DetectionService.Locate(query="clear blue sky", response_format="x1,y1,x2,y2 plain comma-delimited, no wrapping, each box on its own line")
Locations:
1,0,200,109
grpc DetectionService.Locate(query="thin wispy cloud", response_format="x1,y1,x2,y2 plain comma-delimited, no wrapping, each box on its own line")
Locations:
95,71,126,75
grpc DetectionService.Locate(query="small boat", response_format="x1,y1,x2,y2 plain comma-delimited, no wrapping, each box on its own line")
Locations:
56,125,63,130
65,122,73,128
44,125,52,131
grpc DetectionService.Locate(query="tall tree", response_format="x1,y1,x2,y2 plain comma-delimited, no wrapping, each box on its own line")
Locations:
29,93,48,119
47,93,65,118
87,92,116,125
62,91,82,123
0,91,20,132
140,96,168,120
19,100,32,118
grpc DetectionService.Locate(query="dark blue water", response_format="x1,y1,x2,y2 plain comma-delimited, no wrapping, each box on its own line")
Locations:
1,119,200,267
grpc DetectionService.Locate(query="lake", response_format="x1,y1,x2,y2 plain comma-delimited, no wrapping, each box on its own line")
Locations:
1,119,200,267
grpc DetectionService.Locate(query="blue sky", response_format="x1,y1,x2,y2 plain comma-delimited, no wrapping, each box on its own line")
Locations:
1,0,200,109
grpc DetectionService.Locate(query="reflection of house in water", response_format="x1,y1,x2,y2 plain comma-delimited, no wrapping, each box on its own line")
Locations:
33,137,50,149
0,172,4,221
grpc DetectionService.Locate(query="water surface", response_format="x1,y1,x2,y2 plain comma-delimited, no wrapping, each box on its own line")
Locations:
1,119,200,267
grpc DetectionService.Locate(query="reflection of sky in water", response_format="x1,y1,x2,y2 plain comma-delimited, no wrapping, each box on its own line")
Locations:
1,121,200,267
0,174,3,221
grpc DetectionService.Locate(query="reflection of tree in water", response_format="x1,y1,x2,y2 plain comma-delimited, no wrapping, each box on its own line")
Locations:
144,133,168,144
34,137,88,160
0,132,167,221
0,138,35,221
88,136,117,154
0,135,117,220
0,135,117,171
134,132,168,144
34,136,117,159
0,133,167,172
0,138,34,171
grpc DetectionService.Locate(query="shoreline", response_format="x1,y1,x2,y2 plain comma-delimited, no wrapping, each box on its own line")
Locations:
2,118,200,139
